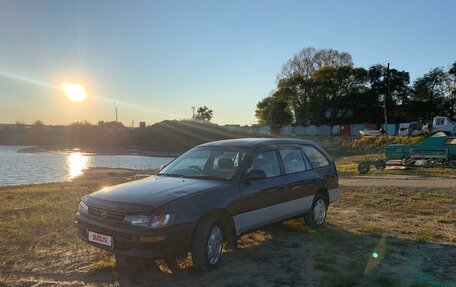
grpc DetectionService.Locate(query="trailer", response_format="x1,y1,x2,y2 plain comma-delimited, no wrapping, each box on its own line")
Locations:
356,132,456,174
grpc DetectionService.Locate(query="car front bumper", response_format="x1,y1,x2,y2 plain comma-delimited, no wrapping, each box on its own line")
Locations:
75,212,195,259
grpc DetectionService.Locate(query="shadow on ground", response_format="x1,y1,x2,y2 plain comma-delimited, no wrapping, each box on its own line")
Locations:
4,220,454,287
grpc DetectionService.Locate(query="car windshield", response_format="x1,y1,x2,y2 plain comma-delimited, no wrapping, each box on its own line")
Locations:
159,146,247,179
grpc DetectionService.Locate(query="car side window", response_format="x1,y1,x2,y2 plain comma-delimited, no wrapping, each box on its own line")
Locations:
212,151,245,178
247,150,281,178
279,147,307,174
302,146,329,168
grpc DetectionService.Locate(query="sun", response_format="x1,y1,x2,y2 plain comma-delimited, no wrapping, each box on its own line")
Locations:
60,81,87,102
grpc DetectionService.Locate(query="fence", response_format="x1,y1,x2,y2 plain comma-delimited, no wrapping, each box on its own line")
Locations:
235,123,400,136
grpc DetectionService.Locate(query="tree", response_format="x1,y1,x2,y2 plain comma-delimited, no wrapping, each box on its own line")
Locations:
33,120,44,126
271,66,371,125
194,106,213,121
412,67,452,119
278,47,353,81
367,64,411,122
255,93,293,132
449,61,456,76
312,66,369,125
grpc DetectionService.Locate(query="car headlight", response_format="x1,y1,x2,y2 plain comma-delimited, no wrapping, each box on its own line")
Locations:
79,201,88,215
124,214,175,228
150,214,174,228
125,215,151,227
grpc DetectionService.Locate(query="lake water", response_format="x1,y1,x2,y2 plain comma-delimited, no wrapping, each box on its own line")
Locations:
0,146,174,186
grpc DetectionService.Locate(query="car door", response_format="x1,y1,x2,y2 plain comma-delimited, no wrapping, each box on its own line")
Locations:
275,145,320,216
233,146,286,234
301,144,338,193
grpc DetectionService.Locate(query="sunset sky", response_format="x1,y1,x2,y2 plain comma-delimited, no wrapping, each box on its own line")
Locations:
0,0,455,126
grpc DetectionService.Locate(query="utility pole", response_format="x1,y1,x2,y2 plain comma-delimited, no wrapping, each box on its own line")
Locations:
114,102,118,122
191,106,196,119
384,63,390,143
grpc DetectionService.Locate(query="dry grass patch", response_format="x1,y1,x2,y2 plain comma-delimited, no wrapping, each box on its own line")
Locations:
1,169,455,286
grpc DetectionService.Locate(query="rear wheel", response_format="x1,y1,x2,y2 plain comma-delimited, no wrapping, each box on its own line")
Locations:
374,159,386,170
191,218,224,271
357,162,370,174
304,195,328,229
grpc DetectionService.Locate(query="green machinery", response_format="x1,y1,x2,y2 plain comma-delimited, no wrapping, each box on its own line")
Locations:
357,132,456,174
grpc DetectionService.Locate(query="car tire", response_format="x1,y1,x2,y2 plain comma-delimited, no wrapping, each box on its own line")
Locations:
304,195,328,229
191,218,224,271
357,162,370,174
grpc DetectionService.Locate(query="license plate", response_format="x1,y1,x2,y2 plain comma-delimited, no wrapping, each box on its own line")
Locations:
88,230,113,247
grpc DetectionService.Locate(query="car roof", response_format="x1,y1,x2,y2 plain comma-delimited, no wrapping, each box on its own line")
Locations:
197,138,317,149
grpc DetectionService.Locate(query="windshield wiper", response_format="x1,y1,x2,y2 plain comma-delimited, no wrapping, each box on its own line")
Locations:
186,175,228,180
157,173,185,178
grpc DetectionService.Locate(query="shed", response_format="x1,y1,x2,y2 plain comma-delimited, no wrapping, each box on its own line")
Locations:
280,126,293,136
259,125,271,135
340,124,351,136
365,123,379,130
316,125,331,136
381,124,396,135
293,125,306,136
331,125,341,136
305,125,317,136
350,124,365,136
225,124,240,133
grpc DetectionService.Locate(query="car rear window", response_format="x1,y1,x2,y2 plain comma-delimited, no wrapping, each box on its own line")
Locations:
279,147,307,174
301,145,329,168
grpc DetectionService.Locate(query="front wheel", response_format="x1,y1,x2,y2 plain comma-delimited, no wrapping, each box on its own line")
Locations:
304,195,328,229
191,218,224,271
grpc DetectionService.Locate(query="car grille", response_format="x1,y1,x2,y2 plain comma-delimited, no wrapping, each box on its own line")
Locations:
88,206,126,223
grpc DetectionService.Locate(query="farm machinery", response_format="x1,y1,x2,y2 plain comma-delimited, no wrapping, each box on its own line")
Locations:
356,132,456,174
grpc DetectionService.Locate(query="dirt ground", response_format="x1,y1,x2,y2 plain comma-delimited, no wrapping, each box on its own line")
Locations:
340,174,456,188
0,170,455,287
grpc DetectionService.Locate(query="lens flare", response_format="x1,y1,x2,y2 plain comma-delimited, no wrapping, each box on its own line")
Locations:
60,81,87,102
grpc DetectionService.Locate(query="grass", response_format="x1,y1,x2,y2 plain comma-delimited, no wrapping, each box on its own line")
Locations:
359,222,381,234
0,277,9,287
374,275,398,287
87,260,116,273
323,271,362,287
0,169,142,274
332,186,456,243
313,254,337,272
410,282,438,287
0,167,455,286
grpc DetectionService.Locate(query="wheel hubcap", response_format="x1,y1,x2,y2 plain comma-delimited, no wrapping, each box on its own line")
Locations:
313,199,326,225
207,226,223,265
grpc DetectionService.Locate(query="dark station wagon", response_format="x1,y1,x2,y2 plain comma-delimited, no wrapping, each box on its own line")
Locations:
76,138,340,271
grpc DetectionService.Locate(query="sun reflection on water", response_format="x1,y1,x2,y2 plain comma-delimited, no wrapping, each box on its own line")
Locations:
67,152,89,179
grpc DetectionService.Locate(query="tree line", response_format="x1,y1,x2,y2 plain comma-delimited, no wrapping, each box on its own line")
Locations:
256,47,456,130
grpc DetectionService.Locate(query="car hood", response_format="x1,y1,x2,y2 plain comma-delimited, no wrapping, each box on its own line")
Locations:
85,176,226,213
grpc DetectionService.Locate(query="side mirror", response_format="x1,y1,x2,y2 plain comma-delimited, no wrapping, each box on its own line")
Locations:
243,169,266,183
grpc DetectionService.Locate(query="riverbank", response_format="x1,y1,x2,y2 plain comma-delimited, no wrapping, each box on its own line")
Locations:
0,168,454,286
16,146,180,157
0,146,173,187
